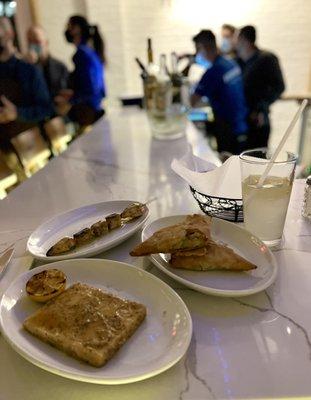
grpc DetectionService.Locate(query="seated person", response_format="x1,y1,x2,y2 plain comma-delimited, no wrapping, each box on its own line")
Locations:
26,25,69,99
190,30,248,155
56,15,106,126
0,17,53,151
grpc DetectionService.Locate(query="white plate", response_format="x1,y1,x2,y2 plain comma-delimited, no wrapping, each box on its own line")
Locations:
143,215,278,297
0,259,192,384
27,200,149,261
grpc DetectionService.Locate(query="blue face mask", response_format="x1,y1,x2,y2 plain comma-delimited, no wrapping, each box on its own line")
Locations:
29,43,42,55
195,52,212,70
220,38,232,54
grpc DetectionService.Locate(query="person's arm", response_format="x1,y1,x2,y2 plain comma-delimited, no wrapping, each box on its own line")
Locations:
59,63,70,91
190,69,217,108
257,54,285,111
17,66,53,122
71,50,103,105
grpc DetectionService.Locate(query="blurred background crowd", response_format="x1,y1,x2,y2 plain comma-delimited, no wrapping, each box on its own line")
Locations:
0,0,310,195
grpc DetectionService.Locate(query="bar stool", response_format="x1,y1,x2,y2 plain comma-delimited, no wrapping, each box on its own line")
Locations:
0,153,18,199
10,127,51,177
43,117,73,155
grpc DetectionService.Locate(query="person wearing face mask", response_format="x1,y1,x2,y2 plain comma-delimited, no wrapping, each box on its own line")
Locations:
220,24,237,59
236,25,285,149
25,25,69,99
0,17,53,152
55,15,106,126
190,30,248,155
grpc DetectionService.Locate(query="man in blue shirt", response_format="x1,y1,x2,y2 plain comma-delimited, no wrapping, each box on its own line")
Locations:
0,17,53,151
190,30,248,155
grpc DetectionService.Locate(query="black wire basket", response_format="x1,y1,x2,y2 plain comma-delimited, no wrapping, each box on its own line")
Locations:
190,186,244,222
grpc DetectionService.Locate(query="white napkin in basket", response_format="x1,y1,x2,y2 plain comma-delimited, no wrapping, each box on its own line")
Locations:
171,147,242,199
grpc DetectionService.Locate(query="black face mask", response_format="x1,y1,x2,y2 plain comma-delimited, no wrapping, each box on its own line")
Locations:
64,30,74,43
0,43,5,54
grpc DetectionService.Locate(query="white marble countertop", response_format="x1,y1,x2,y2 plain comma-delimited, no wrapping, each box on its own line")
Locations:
1,108,311,400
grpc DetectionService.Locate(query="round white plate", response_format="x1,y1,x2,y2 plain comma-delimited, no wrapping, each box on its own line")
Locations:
27,200,149,261
0,259,192,384
143,215,278,297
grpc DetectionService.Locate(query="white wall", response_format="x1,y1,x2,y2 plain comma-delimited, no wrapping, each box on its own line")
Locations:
15,0,33,53
35,0,311,152
86,0,127,100
34,0,86,69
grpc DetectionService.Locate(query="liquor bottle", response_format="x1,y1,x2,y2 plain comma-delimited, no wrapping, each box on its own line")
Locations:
146,38,158,76
147,38,153,64
158,54,170,82
153,54,172,117
144,38,157,110
135,57,148,79
170,52,183,103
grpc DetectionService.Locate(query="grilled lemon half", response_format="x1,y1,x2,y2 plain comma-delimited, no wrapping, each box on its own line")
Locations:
26,269,66,303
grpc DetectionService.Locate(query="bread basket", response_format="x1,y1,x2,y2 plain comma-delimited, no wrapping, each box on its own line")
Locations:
189,186,243,222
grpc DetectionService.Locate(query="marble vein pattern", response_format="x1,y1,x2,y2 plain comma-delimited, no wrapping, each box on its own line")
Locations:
234,290,311,361
1,109,311,399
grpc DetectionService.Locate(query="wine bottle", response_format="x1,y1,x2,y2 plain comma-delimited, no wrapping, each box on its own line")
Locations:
147,38,153,64
153,54,172,117
170,52,183,103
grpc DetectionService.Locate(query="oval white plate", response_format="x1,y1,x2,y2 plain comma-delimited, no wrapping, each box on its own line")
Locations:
27,200,149,261
142,215,278,297
0,259,192,384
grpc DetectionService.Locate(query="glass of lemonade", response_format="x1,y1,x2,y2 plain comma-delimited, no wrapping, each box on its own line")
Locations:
240,148,297,248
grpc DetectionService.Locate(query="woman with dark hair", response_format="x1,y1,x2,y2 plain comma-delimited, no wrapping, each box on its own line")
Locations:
56,15,106,125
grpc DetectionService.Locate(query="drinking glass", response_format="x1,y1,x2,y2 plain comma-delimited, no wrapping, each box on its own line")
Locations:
240,148,297,248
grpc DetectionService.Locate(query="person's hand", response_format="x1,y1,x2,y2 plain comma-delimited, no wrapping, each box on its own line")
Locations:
0,96,17,124
57,89,74,101
249,111,265,127
54,95,71,116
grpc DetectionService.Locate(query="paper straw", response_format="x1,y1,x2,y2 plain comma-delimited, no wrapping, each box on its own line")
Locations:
257,99,308,188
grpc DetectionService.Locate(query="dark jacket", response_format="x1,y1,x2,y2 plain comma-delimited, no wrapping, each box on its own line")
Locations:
0,56,53,150
0,56,53,122
239,49,285,114
40,56,69,98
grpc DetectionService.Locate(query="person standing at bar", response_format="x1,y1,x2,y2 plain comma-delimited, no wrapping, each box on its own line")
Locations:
190,30,248,155
56,15,106,126
25,25,69,99
220,24,237,59
236,25,285,148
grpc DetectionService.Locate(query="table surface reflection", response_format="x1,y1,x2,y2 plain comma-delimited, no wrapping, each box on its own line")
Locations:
0,108,311,400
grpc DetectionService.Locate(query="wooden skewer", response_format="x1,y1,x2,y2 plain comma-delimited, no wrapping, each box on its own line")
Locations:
47,201,150,256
